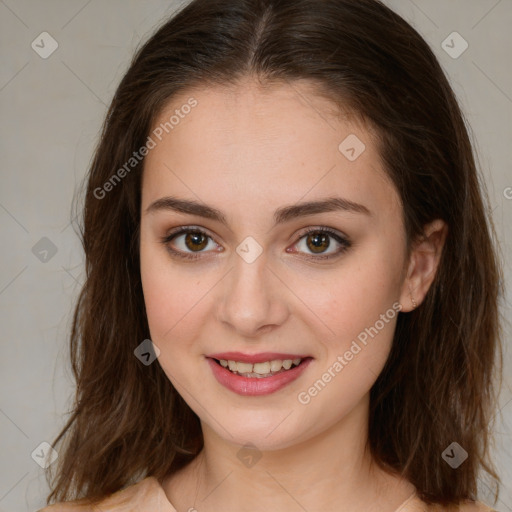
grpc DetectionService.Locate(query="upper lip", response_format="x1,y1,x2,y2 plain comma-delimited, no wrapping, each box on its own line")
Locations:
207,352,311,364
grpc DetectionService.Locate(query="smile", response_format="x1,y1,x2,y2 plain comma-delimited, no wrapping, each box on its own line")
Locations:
218,358,303,378
207,356,313,396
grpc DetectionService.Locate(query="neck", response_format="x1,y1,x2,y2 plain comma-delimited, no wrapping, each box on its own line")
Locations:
163,394,416,512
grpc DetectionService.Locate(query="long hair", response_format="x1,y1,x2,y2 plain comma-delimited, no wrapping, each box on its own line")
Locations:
45,0,504,506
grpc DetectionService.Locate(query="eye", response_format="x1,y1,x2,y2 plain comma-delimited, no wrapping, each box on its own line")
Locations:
288,227,351,260
161,227,220,260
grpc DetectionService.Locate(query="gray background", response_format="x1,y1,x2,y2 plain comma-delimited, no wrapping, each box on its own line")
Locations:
0,1,511,511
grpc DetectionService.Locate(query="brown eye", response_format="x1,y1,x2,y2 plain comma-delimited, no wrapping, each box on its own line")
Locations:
305,232,331,254
184,231,208,252
291,227,351,260
163,227,219,259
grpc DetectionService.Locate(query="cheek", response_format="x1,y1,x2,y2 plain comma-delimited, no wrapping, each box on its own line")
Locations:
140,241,205,346
289,242,403,394
293,258,400,344
140,245,212,393
294,264,400,419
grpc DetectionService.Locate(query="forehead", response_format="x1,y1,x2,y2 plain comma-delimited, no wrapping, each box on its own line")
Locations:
141,79,401,222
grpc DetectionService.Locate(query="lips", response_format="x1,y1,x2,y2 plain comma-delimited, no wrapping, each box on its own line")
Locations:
206,354,314,396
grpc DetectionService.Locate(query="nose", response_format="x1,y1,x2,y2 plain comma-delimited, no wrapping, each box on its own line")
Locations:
215,249,290,338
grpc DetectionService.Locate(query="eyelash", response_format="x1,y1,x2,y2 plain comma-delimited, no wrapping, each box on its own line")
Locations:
161,226,351,262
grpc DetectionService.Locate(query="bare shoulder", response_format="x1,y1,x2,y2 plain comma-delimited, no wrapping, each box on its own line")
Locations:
36,499,95,511
36,477,162,512
411,498,498,512
456,501,498,512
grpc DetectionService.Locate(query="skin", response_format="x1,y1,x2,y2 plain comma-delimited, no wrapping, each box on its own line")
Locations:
139,77,448,512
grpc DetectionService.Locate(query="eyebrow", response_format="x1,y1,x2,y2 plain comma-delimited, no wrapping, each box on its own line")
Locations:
145,195,371,226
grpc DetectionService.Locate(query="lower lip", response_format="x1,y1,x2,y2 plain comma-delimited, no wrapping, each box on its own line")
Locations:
206,357,313,396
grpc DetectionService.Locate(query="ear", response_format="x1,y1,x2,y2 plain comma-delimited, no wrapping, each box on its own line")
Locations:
399,219,448,312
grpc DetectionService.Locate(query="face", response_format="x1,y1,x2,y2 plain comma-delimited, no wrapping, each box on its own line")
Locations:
139,78,411,451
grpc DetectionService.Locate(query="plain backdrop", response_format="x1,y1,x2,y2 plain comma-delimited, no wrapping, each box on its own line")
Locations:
0,1,511,511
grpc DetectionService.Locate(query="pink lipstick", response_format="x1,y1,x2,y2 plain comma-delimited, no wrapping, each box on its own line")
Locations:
206,355,313,396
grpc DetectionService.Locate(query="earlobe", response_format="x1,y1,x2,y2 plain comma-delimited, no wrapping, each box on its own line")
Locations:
399,219,448,312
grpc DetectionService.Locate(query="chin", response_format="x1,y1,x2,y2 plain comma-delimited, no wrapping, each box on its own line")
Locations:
205,414,309,452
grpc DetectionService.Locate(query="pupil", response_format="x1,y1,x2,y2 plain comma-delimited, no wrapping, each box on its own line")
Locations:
307,232,329,253
185,232,207,251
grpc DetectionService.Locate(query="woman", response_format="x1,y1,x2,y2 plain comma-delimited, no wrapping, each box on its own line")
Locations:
39,0,504,510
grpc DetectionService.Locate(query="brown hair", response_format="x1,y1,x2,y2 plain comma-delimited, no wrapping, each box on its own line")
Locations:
45,0,504,507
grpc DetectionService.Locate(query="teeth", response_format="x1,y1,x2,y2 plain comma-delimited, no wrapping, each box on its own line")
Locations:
270,360,283,372
219,358,303,376
253,362,271,374
236,362,253,373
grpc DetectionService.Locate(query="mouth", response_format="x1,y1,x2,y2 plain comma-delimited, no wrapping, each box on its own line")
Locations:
210,357,311,378
206,355,314,396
